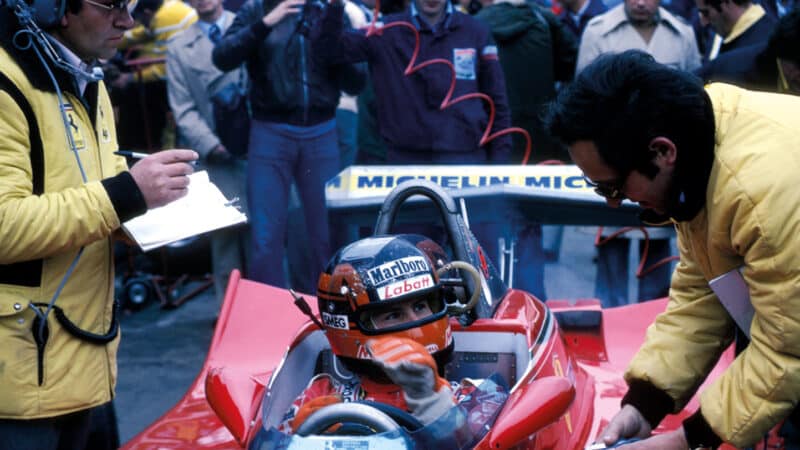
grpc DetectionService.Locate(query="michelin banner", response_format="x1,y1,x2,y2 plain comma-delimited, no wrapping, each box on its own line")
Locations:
326,165,594,201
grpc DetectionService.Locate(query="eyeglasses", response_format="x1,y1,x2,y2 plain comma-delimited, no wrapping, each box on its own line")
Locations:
84,0,137,14
583,174,627,200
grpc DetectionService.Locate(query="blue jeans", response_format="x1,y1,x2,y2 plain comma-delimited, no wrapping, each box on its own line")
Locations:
512,224,546,300
595,237,672,307
336,108,358,169
247,119,340,288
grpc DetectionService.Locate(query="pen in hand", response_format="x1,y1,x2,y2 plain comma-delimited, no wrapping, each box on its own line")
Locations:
114,150,150,159
115,150,198,166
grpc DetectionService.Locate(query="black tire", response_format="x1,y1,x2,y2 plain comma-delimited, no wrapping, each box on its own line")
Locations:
123,278,152,310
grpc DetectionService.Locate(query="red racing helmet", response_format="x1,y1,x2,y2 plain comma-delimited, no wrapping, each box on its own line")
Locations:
316,234,453,368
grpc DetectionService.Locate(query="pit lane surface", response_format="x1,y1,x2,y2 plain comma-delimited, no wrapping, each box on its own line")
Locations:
115,226,652,445
117,284,218,444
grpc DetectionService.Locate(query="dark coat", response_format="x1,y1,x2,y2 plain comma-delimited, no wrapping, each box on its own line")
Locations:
695,42,780,92
556,0,607,39
476,2,577,163
315,2,513,163
704,12,776,60
212,0,366,125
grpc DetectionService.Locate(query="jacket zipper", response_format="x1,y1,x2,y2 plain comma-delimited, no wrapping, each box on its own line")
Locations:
300,35,309,124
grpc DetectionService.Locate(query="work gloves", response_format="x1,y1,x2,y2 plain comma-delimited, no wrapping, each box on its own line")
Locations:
289,394,342,432
368,336,455,425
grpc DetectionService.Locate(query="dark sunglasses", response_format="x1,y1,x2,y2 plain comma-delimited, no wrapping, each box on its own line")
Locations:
582,174,627,200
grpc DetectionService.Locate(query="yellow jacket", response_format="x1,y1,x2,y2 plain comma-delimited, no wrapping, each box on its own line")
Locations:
625,83,800,447
120,0,197,82
0,44,140,418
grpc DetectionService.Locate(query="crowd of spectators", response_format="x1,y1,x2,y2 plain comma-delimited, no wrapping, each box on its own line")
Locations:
109,0,799,308
4,0,798,444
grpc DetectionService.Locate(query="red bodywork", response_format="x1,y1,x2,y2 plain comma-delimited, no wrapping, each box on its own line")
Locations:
123,268,741,450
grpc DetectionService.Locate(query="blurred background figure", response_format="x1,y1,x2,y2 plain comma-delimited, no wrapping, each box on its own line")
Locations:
575,0,700,306
112,0,197,151
762,0,795,17
577,0,701,72
167,0,250,305
335,0,370,170
557,0,608,38
476,0,577,164
475,0,578,284
694,0,775,62
312,0,543,297
212,0,365,292
696,6,799,93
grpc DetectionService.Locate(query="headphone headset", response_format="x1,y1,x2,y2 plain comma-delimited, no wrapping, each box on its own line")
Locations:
1,0,104,81
2,0,65,29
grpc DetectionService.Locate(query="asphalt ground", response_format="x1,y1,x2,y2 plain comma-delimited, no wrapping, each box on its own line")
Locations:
115,226,644,445
116,277,218,444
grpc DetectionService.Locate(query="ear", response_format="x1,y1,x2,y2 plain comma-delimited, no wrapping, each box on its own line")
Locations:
649,136,677,167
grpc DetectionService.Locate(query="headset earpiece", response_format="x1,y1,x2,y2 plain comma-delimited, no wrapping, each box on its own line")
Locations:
32,0,66,28
5,0,66,28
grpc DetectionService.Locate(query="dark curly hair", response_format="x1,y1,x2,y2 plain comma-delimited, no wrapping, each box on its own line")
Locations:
544,50,717,220
545,50,713,180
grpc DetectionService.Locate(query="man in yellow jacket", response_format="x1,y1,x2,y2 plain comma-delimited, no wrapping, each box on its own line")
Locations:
547,50,800,449
0,0,197,447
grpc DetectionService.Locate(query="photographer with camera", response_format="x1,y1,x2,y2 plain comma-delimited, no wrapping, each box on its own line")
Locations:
212,0,365,291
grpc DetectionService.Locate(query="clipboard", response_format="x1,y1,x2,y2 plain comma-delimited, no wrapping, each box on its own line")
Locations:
122,171,248,252
708,267,754,338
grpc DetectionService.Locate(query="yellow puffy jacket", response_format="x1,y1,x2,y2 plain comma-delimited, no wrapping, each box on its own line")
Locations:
120,0,197,82
625,83,800,447
0,45,137,418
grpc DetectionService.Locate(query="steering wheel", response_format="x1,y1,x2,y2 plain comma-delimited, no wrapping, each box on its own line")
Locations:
373,180,488,317
295,401,424,437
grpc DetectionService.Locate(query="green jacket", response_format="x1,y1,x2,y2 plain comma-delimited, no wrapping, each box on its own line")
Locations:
625,84,800,447
0,42,145,418
475,0,576,163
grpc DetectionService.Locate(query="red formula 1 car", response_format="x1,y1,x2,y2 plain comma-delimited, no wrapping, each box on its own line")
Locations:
123,176,740,450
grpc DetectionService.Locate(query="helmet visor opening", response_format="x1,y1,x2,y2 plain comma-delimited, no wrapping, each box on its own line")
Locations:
358,293,445,334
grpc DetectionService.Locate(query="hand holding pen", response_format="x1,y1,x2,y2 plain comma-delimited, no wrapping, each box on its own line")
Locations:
115,150,198,166
122,149,199,209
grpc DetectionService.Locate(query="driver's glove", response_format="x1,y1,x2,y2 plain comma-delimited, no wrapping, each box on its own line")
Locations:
368,336,455,425
289,395,342,431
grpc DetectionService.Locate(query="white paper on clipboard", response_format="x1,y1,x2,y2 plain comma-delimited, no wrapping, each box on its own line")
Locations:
122,171,247,252
709,267,754,338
